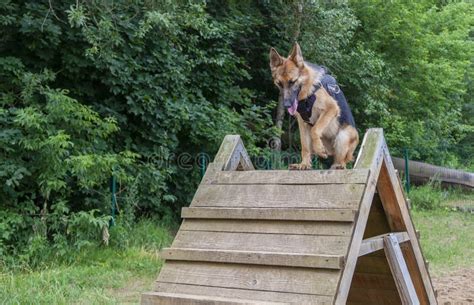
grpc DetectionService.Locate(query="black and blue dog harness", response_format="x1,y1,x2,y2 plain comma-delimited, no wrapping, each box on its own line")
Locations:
297,73,356,127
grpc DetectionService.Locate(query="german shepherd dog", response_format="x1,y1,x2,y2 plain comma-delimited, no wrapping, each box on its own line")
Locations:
270,43,359,170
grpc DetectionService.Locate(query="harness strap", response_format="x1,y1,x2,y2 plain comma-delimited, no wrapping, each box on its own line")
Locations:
296,83,321,125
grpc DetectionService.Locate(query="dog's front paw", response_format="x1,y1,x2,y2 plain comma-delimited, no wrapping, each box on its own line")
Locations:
313,143,328,159
330,164,346,170
315,148,328,159
289,163,312,170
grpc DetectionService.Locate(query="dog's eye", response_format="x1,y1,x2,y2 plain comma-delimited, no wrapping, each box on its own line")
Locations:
288,80,296,86
276,81,282,87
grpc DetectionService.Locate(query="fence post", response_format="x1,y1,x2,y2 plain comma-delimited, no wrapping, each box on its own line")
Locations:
404,148,410,193
110,175,117,227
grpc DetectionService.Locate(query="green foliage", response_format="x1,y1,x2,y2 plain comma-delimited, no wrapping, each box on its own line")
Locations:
0,220,171,305
409,182,445,210
0,0,473,264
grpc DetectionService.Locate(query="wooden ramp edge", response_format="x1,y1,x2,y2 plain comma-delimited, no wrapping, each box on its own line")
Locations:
141,130,437,305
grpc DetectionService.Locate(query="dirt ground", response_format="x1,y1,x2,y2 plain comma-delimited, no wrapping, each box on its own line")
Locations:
433,268,474,305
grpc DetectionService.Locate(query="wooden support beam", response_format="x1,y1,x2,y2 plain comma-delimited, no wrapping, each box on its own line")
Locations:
212,135,254,171
384,234,420,305
378,150,437,304
335,128,385,305
181,207,356,222
359,232,409,256
161,248,345,269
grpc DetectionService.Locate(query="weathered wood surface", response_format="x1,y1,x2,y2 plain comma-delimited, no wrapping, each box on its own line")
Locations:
355,254,392,274
181,207,356,222
212,135,254,171
384,234,420,305
359,232,409,256
192,184,365,208
181,219,353,236
363,193,392,238
143,130,437,305
378,150,437,304
347,288,402,305
157,261,341,296
206,169,369,185
351,272,399,290
141,292,289,305
335,128,386,305
154,283,334,305
161,248,345,269
172,231,350,255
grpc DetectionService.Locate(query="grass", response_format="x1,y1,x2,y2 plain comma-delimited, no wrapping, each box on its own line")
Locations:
0,220,172,305
0,186,472,304
411,209,474,275
409,184,474,275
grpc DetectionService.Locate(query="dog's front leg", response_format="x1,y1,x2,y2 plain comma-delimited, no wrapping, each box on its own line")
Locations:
311,104,338,159
289,115,312,170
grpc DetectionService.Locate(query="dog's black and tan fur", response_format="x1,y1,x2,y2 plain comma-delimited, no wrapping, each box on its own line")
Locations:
270,43,359,170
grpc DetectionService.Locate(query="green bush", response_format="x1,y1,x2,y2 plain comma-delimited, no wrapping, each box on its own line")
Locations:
0,0,472,265
409,182,445,210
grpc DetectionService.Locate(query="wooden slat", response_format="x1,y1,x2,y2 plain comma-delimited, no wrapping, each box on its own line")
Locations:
153,283,334,305
172,231,350,255
384,234,420,305
192,184,365,208
141,292,288,305
347,288,402,305
207,169,369,185
359,232,409,256
161,248,345,269
355,254,391,274
180,219,353,236
363,193,392,238
335,128,386,305
351,272,400,290
181,207,356,222
157,261,341,295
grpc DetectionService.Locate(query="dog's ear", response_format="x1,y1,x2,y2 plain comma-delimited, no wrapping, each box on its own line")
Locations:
289,42,304,68
269,48,283,69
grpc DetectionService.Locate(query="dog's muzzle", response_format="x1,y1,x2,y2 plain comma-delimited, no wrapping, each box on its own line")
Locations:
283,87,300,116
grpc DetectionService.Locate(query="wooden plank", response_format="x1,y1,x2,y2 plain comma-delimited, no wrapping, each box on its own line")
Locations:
335,128,386,305
157,261,341,296
161,248,345,269
355,255,391,274
181,207,356,222
172,231,350,255
207,169,369,185
153,283,334,305
363,193,392,238
181,219,353,236
384,234,420,305
351,272,400,290
141,292,288,305
347,288,402,305
378,150,437,304
359,232,409,256
191,184,365,209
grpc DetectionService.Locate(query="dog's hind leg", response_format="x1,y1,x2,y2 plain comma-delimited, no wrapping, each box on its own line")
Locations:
331,126,359,169
344,126,359,164
331,125,359,169
331,129,350,169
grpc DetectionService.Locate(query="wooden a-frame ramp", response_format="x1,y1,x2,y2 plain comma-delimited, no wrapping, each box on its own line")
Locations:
142,129,437,305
